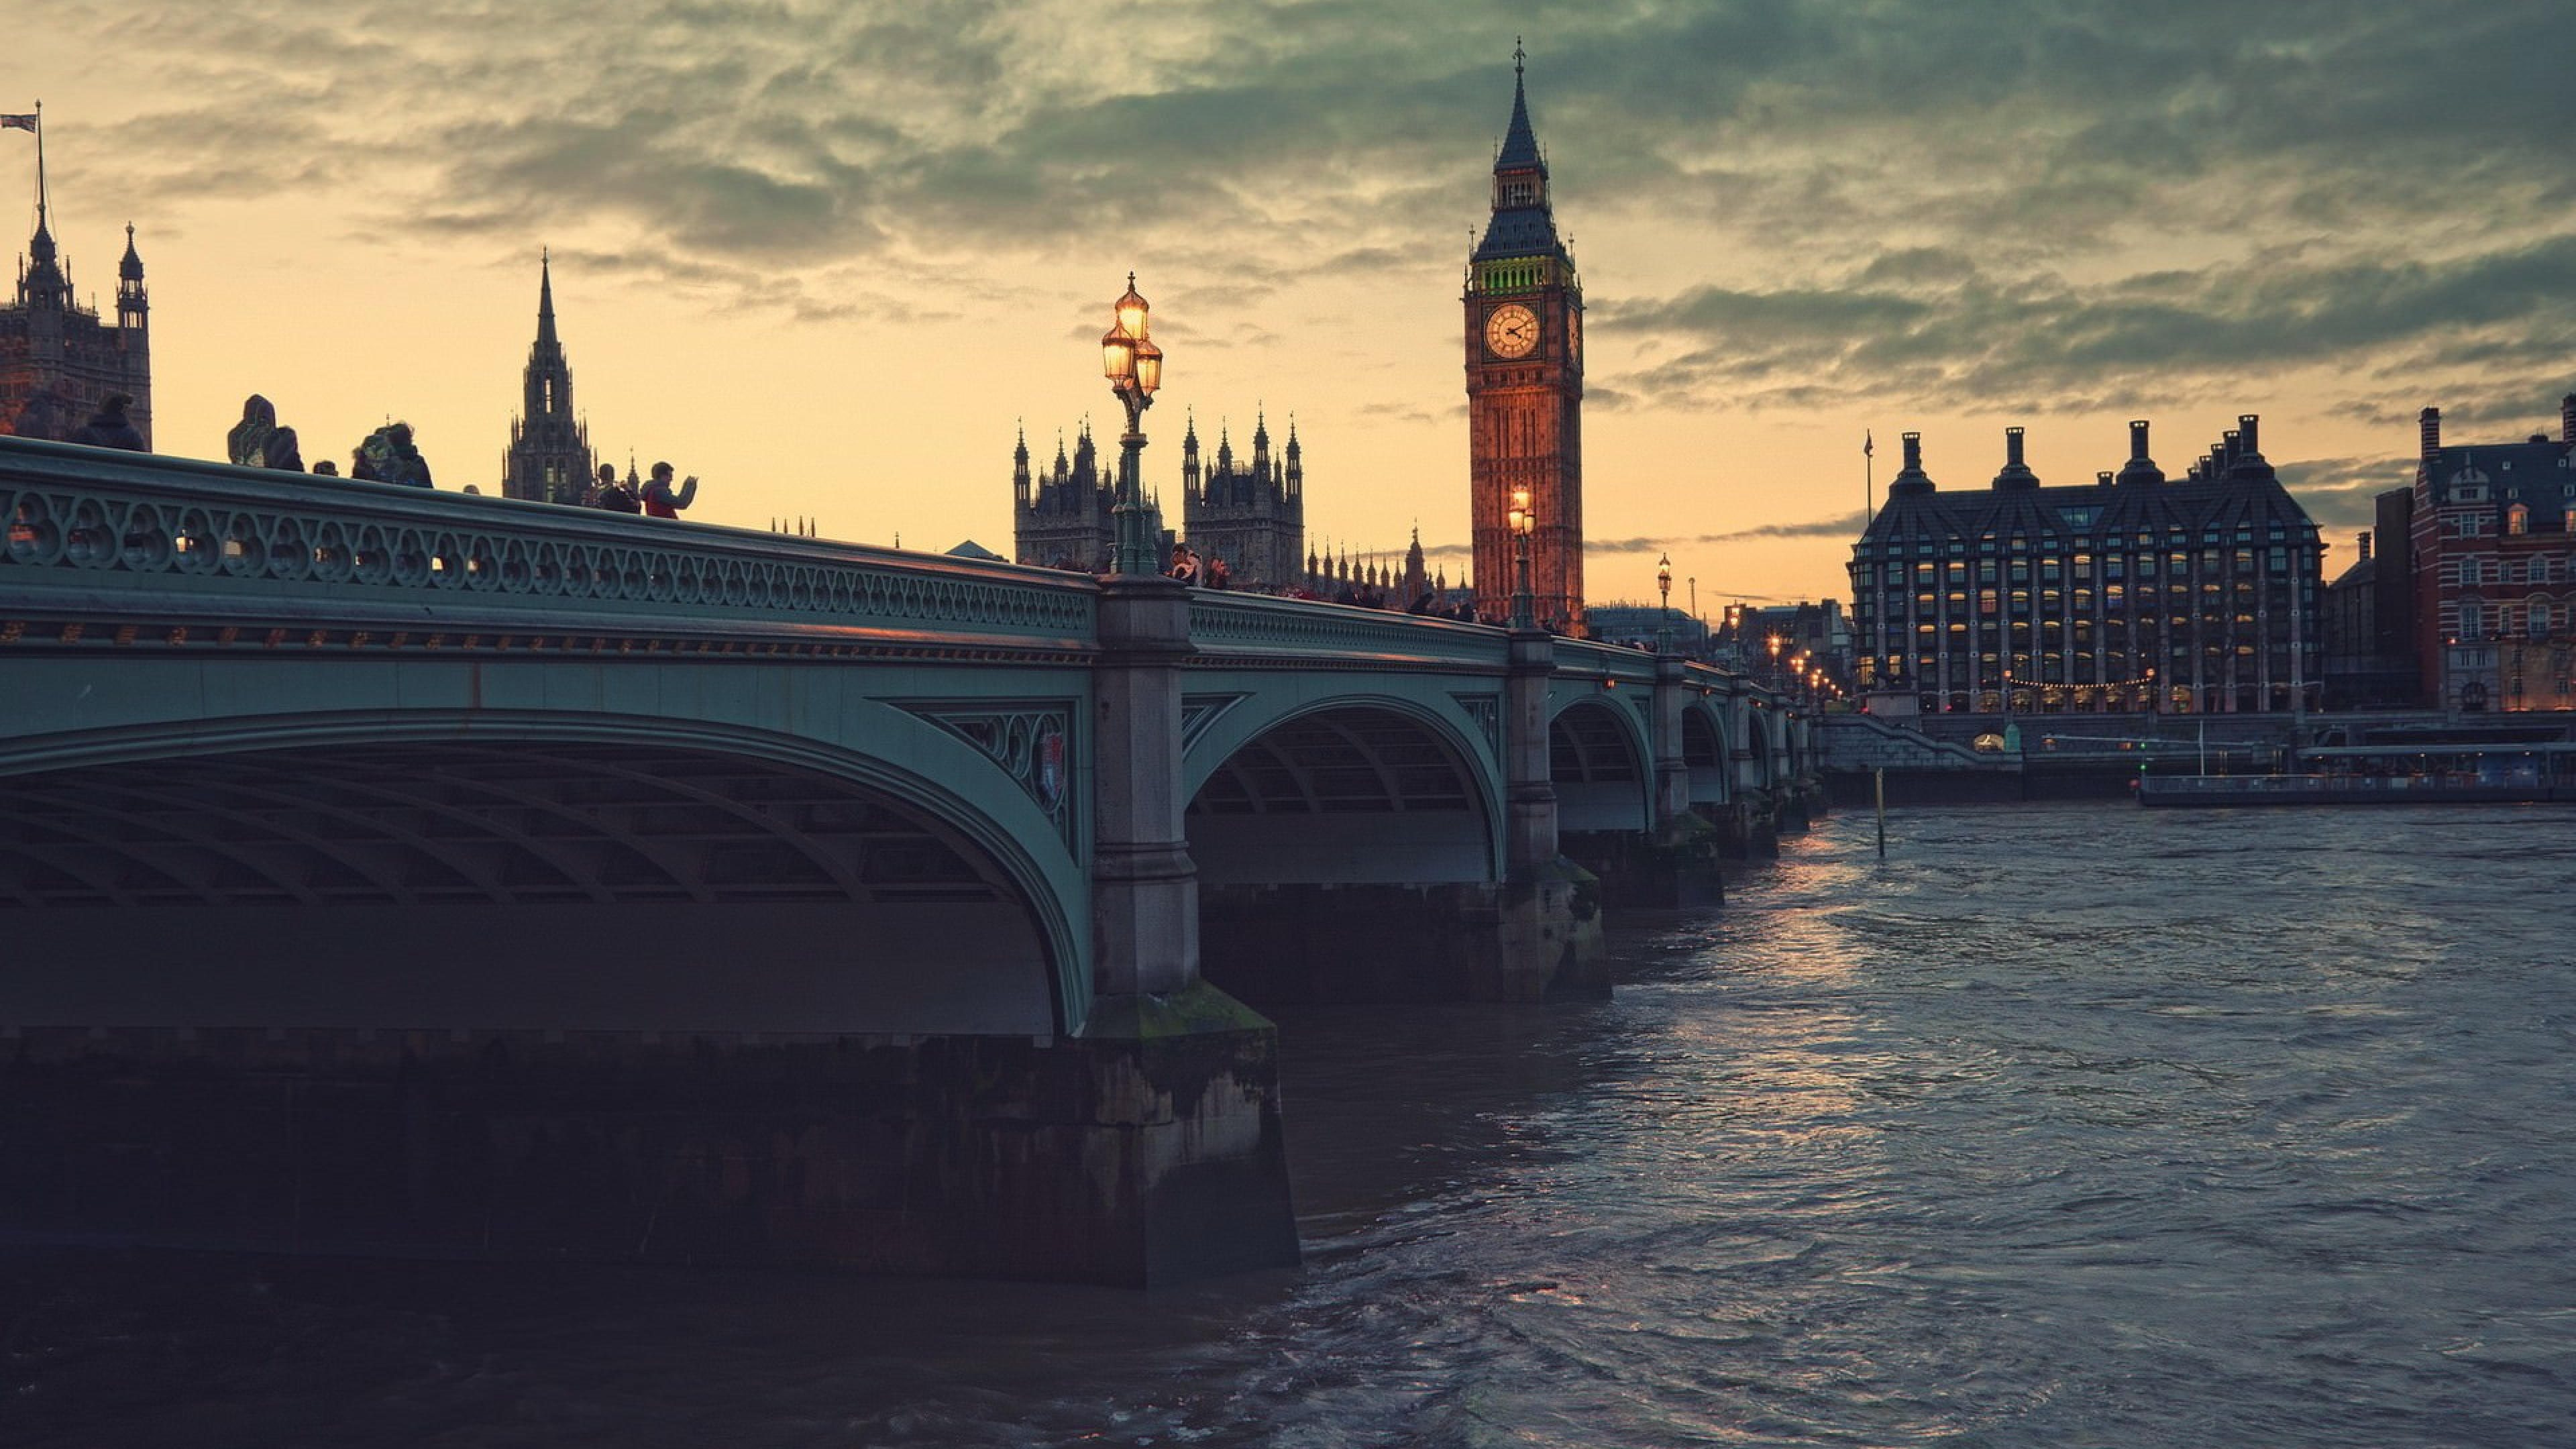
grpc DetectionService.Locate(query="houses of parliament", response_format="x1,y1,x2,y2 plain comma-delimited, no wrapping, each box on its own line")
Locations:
1,117,150,445
1012,49,1586,623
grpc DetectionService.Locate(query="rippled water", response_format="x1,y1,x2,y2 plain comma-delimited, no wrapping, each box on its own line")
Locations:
11,803,2575,1447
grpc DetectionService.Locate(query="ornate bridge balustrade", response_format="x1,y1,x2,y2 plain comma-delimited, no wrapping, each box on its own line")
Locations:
2,436,1095,654
0,435,1813,1284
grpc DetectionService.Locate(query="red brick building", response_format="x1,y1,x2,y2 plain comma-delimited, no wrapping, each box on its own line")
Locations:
2408,395,2576,711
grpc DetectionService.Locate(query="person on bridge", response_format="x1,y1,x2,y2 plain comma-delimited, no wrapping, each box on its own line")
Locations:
641,462,698,519
352,423,433,486
70,393,146,451
592,462,641,513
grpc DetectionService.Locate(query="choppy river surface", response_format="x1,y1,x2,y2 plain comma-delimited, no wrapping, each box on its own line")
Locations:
9,802,2574,1447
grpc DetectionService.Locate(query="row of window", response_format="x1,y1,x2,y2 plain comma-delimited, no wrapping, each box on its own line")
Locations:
2441,555,2570,586
1866,581,2312,610
1858,523,2313,561
1859,548,2304,590
2443,601,2571,639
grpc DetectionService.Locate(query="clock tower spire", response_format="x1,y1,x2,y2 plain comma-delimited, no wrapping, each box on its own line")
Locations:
1465,42,1584,631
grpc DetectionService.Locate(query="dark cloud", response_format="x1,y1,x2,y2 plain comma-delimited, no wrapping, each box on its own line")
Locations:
2276,454,2413,528
1589,517,1864,555
39,0,2576,407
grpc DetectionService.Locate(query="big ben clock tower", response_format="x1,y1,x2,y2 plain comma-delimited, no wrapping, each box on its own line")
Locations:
1466,45,1584,631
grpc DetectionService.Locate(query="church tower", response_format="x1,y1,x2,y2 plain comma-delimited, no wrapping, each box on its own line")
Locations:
1464,46,1584,630
2,110,154,445
502,250,593,504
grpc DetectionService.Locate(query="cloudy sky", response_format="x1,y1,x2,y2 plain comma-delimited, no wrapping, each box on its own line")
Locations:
13,0,2573,610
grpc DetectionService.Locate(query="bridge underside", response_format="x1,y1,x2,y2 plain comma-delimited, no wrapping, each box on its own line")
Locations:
1186,704,1604,1004
0,739,1297,1284
0,741,1057,1037
1188,706,1489,885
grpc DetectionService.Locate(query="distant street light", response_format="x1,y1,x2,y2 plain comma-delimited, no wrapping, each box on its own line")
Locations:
1099,273,1165,575
1656,552,1673,653
1508,485,1537,630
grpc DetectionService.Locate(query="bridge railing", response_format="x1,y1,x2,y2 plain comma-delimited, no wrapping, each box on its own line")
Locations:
1548,635,1662,686
0,437,1097,651
1186,590,1507,669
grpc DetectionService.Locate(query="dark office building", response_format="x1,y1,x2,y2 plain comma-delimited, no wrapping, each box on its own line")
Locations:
1849,418,2325,715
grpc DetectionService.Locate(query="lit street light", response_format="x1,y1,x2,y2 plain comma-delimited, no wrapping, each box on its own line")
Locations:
1099,273,1165,576
1655,552,1673,653
1507,485,1536,630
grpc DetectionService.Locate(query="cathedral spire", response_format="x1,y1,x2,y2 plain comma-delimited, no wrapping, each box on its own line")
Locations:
502,250,591,504
536,246,559,350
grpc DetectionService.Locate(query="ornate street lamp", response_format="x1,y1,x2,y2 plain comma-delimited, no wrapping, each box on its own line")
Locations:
1507,485,1537,629
1655,552,1673,653
1099,273,1165,576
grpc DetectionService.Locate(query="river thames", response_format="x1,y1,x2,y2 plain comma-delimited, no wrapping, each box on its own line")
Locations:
9,802,2572,1446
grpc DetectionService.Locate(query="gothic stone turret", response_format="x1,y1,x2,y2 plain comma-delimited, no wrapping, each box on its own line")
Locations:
502,251,594,505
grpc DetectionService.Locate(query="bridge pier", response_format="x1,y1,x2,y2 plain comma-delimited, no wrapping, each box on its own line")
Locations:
1501,629,1609,997
0,1016,1291,1285
1080,574,1299,1280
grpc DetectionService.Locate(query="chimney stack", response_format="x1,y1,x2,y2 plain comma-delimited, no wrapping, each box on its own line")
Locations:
2420,407,2442,463
1991,425,2039,490
2357,531,2372,563
2561,393,2574,445
1886,431,1937,497
2096,470,2114,486
2222,429,2241,470
2237,414,2261,458
2116,420,2163,487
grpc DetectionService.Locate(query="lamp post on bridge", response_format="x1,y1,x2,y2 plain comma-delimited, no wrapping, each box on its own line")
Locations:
1656,553,1673,655
1507,485,1537,631
1099,274,1165,576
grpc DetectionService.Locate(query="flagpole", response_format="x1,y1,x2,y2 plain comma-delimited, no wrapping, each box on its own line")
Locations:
1863,429,1874,530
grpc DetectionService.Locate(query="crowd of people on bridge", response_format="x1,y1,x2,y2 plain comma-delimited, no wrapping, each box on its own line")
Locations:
55,391,708,519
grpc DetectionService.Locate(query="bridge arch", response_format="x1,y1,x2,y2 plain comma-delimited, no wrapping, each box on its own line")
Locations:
0,707,1085,1038
1549,695,1652,833
1183,696,1501,885
1683,698,1733,808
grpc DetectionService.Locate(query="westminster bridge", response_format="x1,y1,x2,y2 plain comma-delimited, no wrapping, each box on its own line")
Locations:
0,434,1817,1284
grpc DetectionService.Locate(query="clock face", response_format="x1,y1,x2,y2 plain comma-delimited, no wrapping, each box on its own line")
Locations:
1485,303,1540,359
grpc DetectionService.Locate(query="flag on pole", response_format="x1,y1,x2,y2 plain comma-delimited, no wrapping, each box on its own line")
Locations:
0,115,38,132
1864,430,1873,458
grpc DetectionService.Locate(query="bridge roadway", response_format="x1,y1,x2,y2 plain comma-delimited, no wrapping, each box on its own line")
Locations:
0,435,1818,1284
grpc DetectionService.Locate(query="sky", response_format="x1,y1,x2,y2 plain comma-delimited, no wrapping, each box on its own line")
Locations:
11,0,2575,615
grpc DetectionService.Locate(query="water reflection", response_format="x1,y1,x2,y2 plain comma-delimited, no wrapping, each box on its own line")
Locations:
9,804,2575,1447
